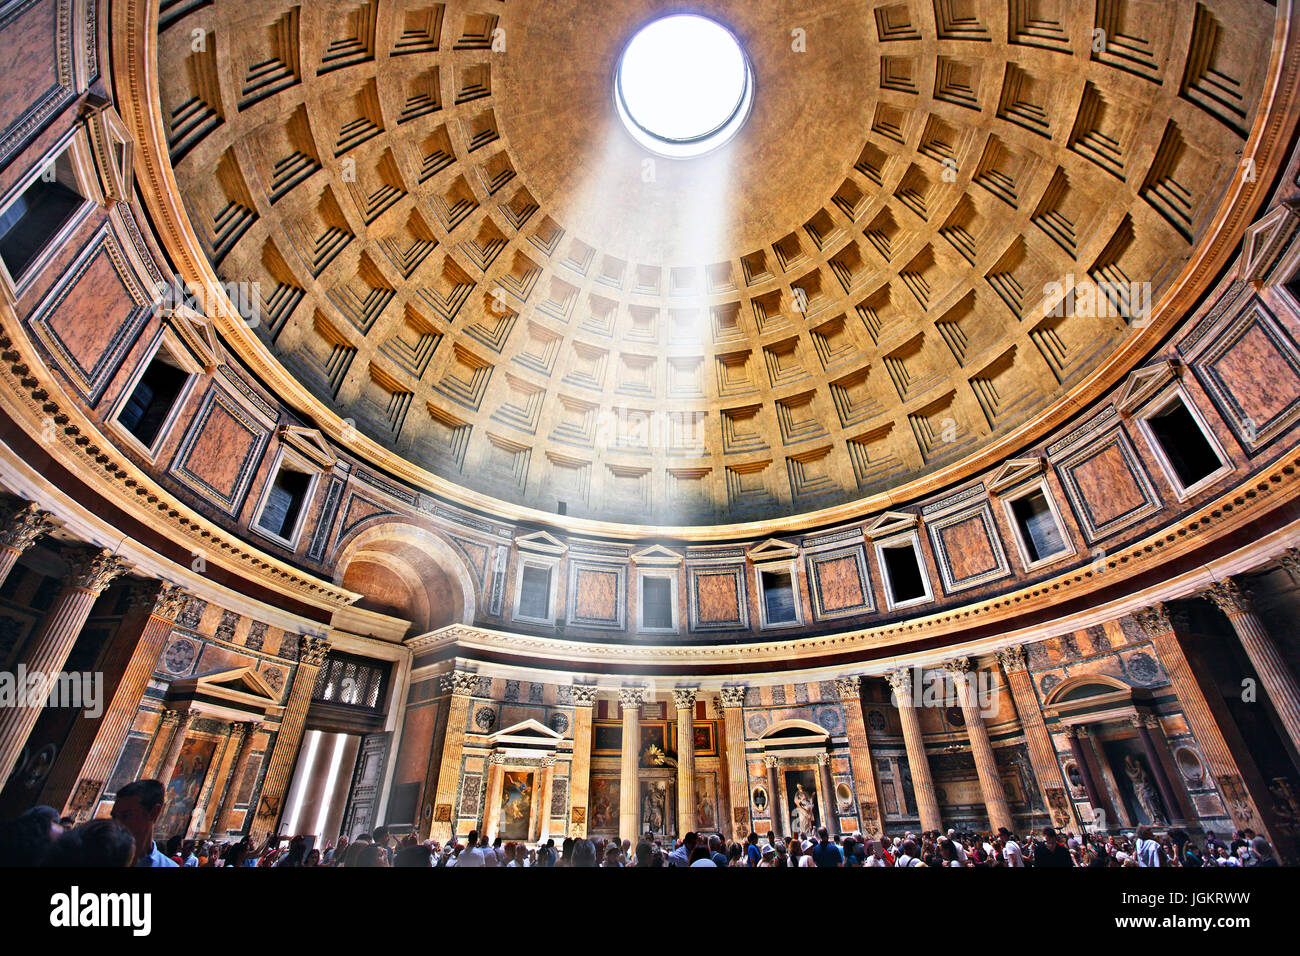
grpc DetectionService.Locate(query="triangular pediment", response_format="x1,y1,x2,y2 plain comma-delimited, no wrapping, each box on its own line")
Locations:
279,425,337,470
488,718,564,752
747,538,800,562
1241,201,1300,285
987,457,1046,494
631,544,682,566
1116,359,1181,416
168,667,280,716
164,306,222,372
864,510,918,539
515,530,567,555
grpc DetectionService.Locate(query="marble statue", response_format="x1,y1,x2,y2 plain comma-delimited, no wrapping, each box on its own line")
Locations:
1125,755,1166,825
792,782,816,835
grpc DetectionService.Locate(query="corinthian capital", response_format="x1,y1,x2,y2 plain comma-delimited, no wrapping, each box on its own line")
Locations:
995,645,1029,672
443,670,478,697
1132,602,1174,638
0,502,55,553
943,657,974,676
885,668,913,697
1202,579,1252,616
619,687,646,709
299,635,332,667
672,688,698,711
719,686,747,708
834,676,862,701
63,548,130,595
570,684,599,708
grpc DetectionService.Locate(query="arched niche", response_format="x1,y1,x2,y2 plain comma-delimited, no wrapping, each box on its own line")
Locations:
333,522,477,635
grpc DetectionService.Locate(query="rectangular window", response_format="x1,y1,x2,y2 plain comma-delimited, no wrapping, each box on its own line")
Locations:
117,353,190,449
882,544,926,605
518,565,552,620
0,172,85,282
1146,398,1223,490
642,576,673,630
256,466,312,540
1010,490,1067,563
761,569,797,624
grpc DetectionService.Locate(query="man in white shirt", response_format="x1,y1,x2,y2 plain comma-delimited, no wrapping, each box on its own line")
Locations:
894,840,923,866
1135,827,1163,867
456,831,485,867
946,829,968,863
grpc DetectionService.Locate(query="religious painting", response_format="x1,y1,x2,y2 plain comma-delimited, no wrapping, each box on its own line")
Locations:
155,736,216,840
692,722,717,756
592,722,621,755
640,779,673,838
589,776,620,833
499,770,534,840
694,773,718,832
784,769,819,837
639,722,669,766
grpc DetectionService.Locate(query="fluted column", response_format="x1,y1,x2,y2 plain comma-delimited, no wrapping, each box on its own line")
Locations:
834,676,884,839
719,686,750,840
765,755,782,838
886,668,942,831
1135,603,1270,837
189,721,234,837
816,753,838,837
537,755,556,841
945,658,1014,833
143,708,180,778
481,752,507,840
567,685,597,837
213,721,260,835
0,547,128,784
996,646,1080,832
618,687,644,845
673,688,698,833
155,708,195,784
0,502,55,588
1204,578,1300,760
48,581,189,819
249,635,331,841
1130,715,1181,824
1064,725,1108,824
428,670,477,842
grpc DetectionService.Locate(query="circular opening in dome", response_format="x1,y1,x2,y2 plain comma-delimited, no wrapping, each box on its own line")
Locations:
615,14,753,159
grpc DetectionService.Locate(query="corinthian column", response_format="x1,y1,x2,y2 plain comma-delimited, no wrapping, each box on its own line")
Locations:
537,755,556,842
0,547,128,784
1204,578,1300,760
213,721,260,835
765,755,782,838
250,635,331,841
719,686,750,840
428,670,477,842
673,688,698,833
1134,603,1271,838
834,675,884,839
886,668,942,832
945,658,1014,833
996,645,1080,832
0,502,55,588
618,687,645,845
1130,714,1182,824
1064,726,1108,821
48,580,189,819
481,752,507,840
567,684,597,837
155,708,195,784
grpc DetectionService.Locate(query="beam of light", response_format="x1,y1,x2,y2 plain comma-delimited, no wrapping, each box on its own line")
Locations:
283,728,320,835
314,732,348,839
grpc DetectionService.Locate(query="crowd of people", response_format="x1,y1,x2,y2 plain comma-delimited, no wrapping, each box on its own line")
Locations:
0,777,1284,867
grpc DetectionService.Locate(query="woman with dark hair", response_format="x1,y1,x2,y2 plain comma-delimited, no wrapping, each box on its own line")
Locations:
634,840,652,867
276,834,307,867
356,843,390,867
570,838,597,867
556,836,575,867
42,819,136,867
394,843,433,867
304,848,321,867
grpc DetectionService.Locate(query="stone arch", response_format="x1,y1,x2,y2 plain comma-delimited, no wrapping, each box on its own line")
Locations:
759,718,831,741
333,522,477,633
1043,673,1132,707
